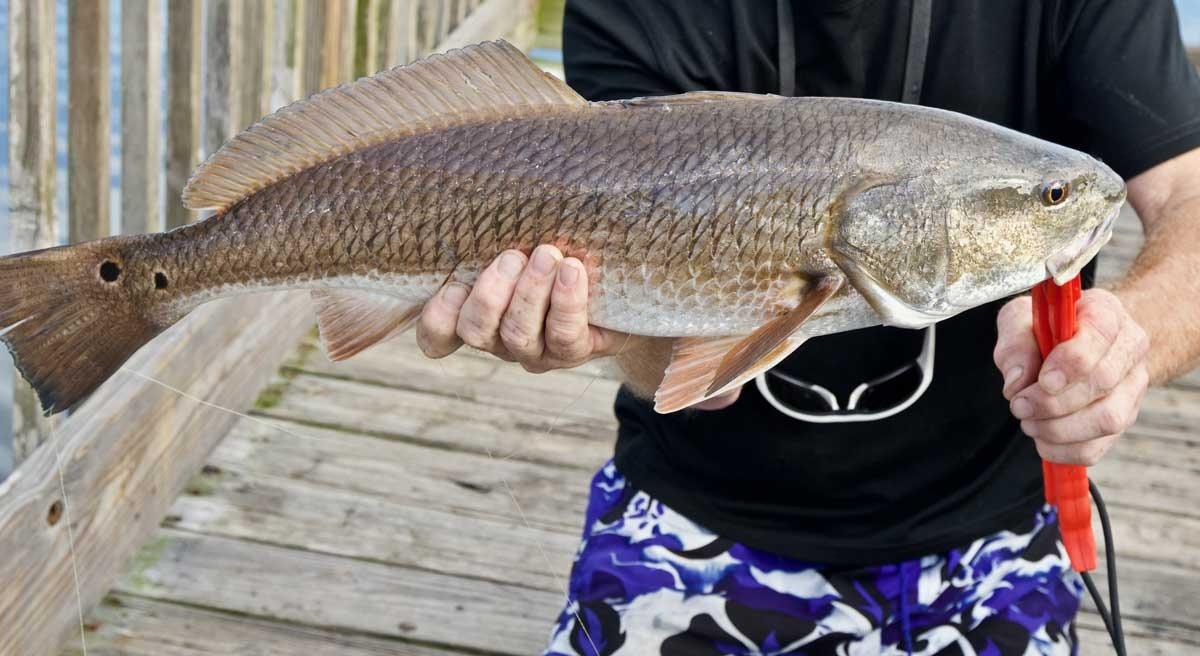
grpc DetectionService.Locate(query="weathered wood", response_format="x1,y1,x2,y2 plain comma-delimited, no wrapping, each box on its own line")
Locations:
7,0,57,463
165,0,202,229
68,0,111,243
415,0,438,55
211,414,595,531
295,0,324,95
234,0,272,129
70,593,473,655
289,334,621,424
0,292,313,656
120,0,163,235
202,0,239,158
436,0,452,43
385,0,419,65
269,0,298,110
319,0,356,87
258,373,614,470
436,0,537,53
111,529,562,655
166,438,579,591
365,0,388,72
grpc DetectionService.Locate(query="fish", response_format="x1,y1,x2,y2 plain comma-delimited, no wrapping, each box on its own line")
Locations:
0,40,1125,416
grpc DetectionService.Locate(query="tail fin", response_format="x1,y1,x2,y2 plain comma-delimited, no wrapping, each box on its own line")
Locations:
0,244,166,415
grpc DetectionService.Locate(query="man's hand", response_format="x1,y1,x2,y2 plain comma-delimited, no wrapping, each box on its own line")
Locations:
416,245,628,372
993,289,1150,466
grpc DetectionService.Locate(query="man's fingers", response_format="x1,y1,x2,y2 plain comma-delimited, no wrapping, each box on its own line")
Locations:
457,250,525,354
1021,363,1148,445
416,283,469,358
544,258,593,364
1033,433,1119,467
499,245,562,360
1037,290,1123,394
1014,316,1148,420
993,296,1041,399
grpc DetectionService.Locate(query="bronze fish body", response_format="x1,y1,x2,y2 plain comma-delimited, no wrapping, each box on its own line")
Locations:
0,41,1124,415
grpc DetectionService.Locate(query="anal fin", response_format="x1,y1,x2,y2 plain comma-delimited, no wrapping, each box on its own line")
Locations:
313,290,425,361
653,274,843,413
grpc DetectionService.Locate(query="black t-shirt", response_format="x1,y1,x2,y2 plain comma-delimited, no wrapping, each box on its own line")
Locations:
563,0,1200,564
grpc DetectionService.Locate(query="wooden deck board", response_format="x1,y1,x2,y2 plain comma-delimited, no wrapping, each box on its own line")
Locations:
75,205,1198,654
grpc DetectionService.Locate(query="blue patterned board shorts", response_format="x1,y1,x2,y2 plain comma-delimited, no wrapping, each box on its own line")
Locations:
546,463,1084,656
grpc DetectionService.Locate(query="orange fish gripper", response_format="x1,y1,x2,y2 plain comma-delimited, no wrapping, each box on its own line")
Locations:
1031,275,1097,573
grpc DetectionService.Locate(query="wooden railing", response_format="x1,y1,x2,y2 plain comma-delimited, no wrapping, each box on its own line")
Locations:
0,1,536,653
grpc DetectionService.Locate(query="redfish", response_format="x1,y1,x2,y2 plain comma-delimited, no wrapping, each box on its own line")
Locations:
0,40,1124,415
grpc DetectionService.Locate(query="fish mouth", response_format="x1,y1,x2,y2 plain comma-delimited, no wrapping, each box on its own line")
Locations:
1045,206,1119,285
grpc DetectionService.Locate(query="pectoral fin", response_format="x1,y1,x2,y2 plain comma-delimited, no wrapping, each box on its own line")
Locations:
653,274,843,413
313,290,425,361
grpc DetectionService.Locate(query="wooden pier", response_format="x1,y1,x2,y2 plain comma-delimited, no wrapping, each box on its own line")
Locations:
0,1,1195,654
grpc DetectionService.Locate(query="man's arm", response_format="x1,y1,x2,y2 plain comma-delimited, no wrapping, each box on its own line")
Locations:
1114,148,1200,381
993,147,1200,466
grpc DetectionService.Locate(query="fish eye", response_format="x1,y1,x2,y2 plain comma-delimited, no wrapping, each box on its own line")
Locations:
1041,180,1070,206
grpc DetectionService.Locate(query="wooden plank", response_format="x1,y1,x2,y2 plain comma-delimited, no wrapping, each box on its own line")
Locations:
296,0,324,95
234,0,271,129
1075,558,1200,644
6,0,57,463
288,334,621,425
69,593,470,655
1078,622,1200,656
209,415,596,532
319,0,356,88
415,0,438,55
165,445,579,591
202,0,239,158
68,0,111,243
258,373,614,470
111,529,562,656
120,0,163,235
269,0,298,110
165,0,202,229
0,292,314,656
384,0,419,65
365,0,388,72
436,0,452,44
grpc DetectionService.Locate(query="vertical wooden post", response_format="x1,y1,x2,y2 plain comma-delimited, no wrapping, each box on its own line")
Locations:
297,0,324,95
417,0,438,56
166,0,202,229
319,0,354,88
385,0,419,66
271,0,299,110
203,0,240,159
7,0,57,463
68,0,111,244
365,0,386,73
435,0,451,45
235,0,272,129
120,0,163,236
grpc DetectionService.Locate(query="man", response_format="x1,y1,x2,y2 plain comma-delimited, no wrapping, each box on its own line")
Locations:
416,1,1200,653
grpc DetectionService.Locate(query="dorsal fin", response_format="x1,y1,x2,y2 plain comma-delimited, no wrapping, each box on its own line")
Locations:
183,40,585,212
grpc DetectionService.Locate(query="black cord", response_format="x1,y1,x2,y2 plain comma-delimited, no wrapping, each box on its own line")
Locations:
1081,480,1127,656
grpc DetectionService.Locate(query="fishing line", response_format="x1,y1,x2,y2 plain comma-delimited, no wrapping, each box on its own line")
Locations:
119,368,318,443
49,420,88,656
434,355,602,656
499,332,632,463
119,360,603,655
